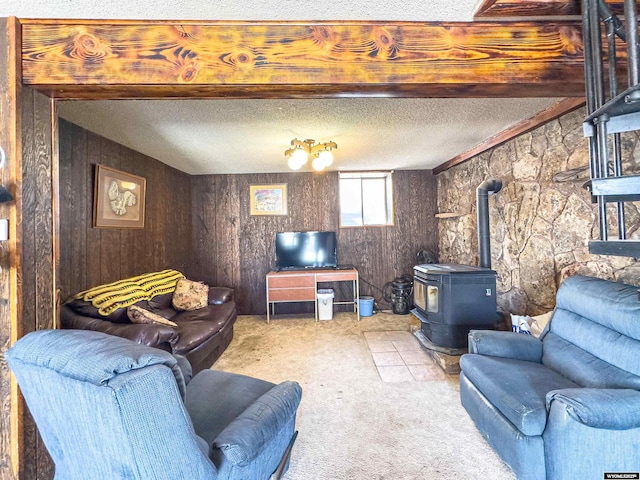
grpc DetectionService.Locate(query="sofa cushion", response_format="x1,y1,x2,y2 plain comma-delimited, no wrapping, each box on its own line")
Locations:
171,303,236,354
555,275,640,341
63,297,175,325
148,292,174,310
542,332,640,390
173,279,209,311
144,294,178,321
460,354,579,436
64,298,130,323
185,369,276,445
548,308,640,377
127,305,178,328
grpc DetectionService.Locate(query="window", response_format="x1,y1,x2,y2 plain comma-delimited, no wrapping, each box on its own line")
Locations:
339,172,394,227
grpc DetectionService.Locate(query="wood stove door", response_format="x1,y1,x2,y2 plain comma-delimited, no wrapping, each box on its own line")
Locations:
414,276,441,316
413,278,427,312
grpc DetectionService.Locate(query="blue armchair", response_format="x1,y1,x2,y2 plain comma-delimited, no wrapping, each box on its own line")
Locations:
459,275,640,480
5,329,302,480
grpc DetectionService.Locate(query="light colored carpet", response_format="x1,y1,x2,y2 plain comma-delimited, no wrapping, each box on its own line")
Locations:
213,312,516,480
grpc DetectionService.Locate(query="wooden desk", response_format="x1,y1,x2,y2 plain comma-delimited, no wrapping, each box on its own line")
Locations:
266,268,359,322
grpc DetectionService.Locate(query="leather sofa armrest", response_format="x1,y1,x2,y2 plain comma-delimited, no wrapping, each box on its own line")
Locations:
61,307,178,351
468,329,543,363
208,287,234,305
547,388,640,430
214,381,302,467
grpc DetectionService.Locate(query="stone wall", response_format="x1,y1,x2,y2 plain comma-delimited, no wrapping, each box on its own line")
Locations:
436,107,640,316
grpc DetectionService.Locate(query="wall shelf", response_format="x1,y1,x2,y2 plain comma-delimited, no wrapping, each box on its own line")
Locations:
435,212,463,219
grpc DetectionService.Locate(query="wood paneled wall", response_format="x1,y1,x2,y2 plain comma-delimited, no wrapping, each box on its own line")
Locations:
19,87,56,480
57,119,194,301
1,18,19,480
59,120,439,314
191,171,438,315
1,22,57,479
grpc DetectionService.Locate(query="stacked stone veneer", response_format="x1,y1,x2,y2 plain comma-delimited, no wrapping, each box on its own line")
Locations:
437,107,640,316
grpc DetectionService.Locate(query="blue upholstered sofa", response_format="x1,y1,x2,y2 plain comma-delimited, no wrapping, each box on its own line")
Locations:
460,275,640,480
6,329,302,480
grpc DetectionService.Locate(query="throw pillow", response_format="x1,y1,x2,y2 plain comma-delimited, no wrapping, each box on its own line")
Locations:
172,278,209,311
127,305,178,328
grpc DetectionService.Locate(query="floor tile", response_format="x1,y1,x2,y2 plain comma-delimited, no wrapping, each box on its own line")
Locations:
367,340,397,353
371,351,404,366
363,328,450,382
408,364,447,381
363,331,389,342
392,339,422,352
398,349,431,365
377,365,415,382
384,330,414,341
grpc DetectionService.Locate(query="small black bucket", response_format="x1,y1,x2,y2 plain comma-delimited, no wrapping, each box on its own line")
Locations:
384,275,413,315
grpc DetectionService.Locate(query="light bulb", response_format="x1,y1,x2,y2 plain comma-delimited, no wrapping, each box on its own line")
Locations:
292,148,307,163
312,156,326,171
317,150,333,167
288,156,303,170
288,148,308,170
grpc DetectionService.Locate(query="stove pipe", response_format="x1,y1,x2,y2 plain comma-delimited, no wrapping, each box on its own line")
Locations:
477,178,502,269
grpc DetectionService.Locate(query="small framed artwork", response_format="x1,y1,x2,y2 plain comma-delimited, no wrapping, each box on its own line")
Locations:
93,164,146,228
250,184,288,216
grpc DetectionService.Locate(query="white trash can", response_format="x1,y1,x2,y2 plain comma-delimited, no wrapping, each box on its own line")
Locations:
317,289,334,320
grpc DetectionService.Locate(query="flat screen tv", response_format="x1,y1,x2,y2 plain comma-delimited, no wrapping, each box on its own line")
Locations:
275,231,337,270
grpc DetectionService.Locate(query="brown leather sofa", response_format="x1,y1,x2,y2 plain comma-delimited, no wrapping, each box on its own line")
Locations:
61,279,237,374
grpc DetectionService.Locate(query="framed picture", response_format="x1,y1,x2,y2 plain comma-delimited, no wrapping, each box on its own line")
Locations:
250,184,288,216
93,164,146,228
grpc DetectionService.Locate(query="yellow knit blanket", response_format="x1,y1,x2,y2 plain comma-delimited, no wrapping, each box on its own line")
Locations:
73,269,186,316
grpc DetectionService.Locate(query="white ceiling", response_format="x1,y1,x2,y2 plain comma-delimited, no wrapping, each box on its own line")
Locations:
2,0,564,174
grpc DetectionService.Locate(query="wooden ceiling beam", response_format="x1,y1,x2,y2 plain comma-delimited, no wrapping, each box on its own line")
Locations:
474,0,624,19
19,20,588,99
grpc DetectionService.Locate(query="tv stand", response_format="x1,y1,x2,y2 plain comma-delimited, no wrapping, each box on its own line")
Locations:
266,268,359,323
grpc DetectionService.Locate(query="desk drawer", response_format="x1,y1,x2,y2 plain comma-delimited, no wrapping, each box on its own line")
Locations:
268,274,315,288
316,272,356,282
268,287,316,302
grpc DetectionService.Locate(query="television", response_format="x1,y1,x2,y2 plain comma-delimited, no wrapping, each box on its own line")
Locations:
275,231,337,270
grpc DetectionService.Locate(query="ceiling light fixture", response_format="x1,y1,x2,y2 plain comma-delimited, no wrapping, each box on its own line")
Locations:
285,138,337,172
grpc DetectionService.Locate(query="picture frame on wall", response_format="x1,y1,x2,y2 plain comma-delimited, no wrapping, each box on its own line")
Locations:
249,184,288,216
93,164,146,228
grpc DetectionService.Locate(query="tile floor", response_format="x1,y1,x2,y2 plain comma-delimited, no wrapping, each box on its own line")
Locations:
363,330,446,382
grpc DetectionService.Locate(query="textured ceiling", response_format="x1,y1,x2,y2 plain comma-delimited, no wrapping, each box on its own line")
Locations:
3,0,564,174
56,98,561,175
2,0,485,22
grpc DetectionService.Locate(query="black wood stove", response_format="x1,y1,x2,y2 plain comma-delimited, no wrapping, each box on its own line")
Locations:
412,263,498,349
413,178,502,349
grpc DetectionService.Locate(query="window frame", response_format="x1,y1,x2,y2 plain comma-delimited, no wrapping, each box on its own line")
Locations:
338,171,394,228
